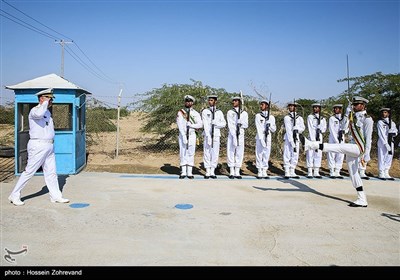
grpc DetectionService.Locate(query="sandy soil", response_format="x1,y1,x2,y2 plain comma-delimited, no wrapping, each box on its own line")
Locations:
1,113,399,177
85,113,400,178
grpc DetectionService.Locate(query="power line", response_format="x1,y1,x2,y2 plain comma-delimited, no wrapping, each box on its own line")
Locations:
0,9,59,40
1,0,120,85
74,42,118,84
2,0,72,41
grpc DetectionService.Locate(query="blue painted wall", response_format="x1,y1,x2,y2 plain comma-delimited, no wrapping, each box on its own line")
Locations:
14,89,87,175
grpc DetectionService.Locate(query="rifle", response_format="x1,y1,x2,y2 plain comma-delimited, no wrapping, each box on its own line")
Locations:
211,105,215,148
265,93,272,142
315,112,321,152
340,54,352,142
293,99,297,153
236,91,243,144
315,113,321,141
186,108,190,150
388,108,394,155
338,129,343,143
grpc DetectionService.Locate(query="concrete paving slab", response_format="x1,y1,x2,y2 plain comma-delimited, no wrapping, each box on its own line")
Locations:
1,172,399,266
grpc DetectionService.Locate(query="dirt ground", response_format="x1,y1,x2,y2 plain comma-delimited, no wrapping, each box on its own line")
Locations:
1,113,399,178
85,113,400,178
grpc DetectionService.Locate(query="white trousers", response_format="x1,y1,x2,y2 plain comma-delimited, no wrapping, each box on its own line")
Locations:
203,136,221,169
179,134,196,166
327,150,344,170
283,139,299,169
227,134,244,168
306,149,322,168
377,142,394,171
322,143,362,189
9,140,62,200
255,139,271,169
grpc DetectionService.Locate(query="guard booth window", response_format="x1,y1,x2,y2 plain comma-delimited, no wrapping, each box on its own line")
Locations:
52,104,73,131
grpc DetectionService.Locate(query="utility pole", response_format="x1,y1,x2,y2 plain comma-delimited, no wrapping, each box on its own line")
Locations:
115,88,123,158
55,39,73,78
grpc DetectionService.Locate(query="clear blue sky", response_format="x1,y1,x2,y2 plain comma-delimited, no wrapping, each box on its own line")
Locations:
1,0,399,108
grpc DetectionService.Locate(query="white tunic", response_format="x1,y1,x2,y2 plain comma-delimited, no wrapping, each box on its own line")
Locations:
377,117,398,171
9,100,64,201
202,107,226,169
255,111,276,169
176,107,203,166
283,112,305,168
226,108,248,168
306,113,327,168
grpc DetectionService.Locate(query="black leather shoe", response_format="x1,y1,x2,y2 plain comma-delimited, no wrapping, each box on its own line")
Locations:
210,175,217,179
187,176,194,179
315,175,322,179
229,175,234,179
361,176,370,180
306,175,313,179
256,176,262,179
235,176,242,179
329,175,336,179
179,175,186,179
348,202,367,208
336,175,344,179
204,176,210,179
264,176,270,179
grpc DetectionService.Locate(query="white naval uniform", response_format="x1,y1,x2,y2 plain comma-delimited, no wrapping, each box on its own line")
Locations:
306,113,327,170
176,107,203,170
377,117,398,176
255,111,276,172
9,100,64,201
327,113,348,174
356,112,374,177
227,108,248,169
283,112,305,175
202,107,226,170
322,110,373,189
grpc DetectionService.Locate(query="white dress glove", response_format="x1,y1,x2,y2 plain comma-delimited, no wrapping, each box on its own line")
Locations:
345,105,352,116
260,139,267,148
385,143,391,152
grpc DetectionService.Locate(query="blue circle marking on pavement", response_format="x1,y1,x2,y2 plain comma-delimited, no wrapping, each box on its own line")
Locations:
175,204,193,210
69,203,90,208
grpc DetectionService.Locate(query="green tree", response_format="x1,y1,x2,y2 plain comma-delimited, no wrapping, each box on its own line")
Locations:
336,72,400,124
133,80,258,150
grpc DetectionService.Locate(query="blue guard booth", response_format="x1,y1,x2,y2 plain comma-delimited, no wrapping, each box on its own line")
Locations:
6,73,92,175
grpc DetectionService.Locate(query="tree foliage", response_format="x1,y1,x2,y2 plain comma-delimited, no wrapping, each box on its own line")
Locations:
334,72,400,124
134,80,261,146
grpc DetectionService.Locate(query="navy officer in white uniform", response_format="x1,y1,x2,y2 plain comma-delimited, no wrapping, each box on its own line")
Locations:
8,88,69,206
